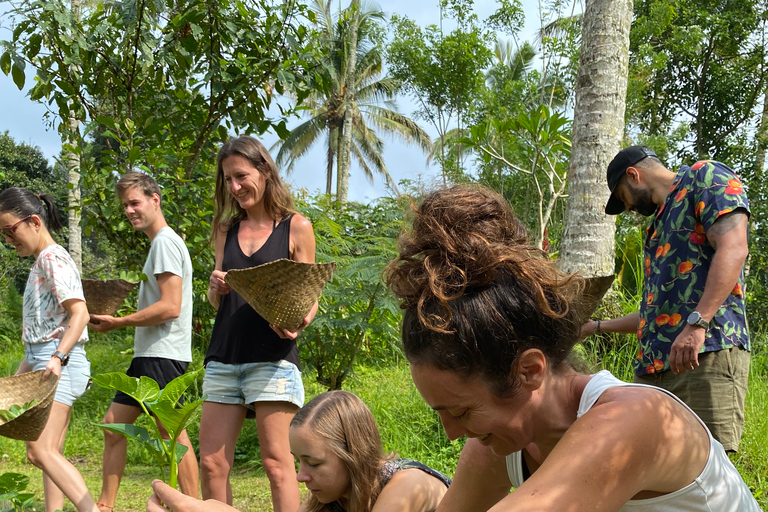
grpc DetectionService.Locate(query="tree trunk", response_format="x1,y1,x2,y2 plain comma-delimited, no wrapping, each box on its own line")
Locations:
755,87,768,180
68,0,82,272
336,0,360,204
558,0,632,285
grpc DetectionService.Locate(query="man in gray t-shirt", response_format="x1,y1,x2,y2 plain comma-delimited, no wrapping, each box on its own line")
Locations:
88,172,199,509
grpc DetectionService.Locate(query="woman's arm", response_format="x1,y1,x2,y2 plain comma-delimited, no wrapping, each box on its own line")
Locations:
487,388,709,512
147,480,239,512
371,467,449,512
435,439,511,512
45,298,89,379
207,227,229,310
272,214,317,339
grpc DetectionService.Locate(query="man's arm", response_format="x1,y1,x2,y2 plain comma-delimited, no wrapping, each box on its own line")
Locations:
89,272,182,332
580,312,640,339
669,210,749,374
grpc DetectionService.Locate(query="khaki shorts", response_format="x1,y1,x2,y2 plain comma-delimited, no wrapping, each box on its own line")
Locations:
634,345,750,452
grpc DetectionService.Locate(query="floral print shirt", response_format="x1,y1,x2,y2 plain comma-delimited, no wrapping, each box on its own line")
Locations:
22,243,88,345
636,161,749,376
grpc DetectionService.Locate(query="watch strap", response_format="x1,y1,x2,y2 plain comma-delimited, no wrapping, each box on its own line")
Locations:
52,350,70,366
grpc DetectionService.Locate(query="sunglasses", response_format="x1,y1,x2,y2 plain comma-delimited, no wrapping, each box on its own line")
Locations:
0,215,32,238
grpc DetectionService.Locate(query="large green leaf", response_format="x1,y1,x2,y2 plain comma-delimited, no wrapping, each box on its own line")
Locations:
152,368,203,407
98,423,156,449
151,398,206,439
92,373,160,404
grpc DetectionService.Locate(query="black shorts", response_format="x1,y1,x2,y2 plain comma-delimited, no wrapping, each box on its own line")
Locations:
113,356,190,409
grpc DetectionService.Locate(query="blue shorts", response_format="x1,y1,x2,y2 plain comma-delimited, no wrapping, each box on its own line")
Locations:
25,341,91,407
202,360,304,408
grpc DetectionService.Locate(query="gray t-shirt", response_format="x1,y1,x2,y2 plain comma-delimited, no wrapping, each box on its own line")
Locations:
133,226,193,362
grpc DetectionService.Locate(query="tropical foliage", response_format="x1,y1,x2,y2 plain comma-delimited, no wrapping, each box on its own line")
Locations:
273,0,431,203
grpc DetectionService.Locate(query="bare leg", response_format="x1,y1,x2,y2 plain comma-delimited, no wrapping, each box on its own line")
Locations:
97,402,143,511
254,401,300,512
153,418,199,498
199,402,247,504
42,405,70,512
26,401,99,512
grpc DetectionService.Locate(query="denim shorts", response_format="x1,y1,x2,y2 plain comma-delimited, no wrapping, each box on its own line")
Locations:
25,340,91,407
203,360,304,408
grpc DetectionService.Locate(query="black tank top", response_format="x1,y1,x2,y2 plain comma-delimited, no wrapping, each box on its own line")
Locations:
205,215,300,367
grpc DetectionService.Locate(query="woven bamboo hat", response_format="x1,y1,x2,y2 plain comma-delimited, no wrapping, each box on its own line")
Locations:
82,279,136,315
0,370,58,442
224,258,336,332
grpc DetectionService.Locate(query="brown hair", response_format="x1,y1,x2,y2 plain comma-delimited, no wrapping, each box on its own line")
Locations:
291,391,393,512
115,170,162,204
385,184,584,397
211,135,295,241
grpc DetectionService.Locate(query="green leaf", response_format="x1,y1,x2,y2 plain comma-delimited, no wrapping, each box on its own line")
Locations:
0,473,29,495
98,423,154,447
11,63,25,90
153,368,203,407
0,52,11,76
151,398,205,440
91,372,160,403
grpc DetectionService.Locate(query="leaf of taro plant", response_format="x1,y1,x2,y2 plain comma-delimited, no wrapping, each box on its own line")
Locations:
153,368,203,407
92,372,160,404
150,398,206,440
99,424,154,448
148,439,189,464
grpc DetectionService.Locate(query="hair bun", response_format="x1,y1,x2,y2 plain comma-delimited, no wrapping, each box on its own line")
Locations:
386,185,581,333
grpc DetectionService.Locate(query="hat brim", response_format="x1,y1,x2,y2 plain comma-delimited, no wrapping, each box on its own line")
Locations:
605,194,625,215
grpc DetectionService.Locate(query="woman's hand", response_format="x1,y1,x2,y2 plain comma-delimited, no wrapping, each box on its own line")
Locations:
43,356,62,380
270,301,318,340
147,480,240,512
208,270,230,296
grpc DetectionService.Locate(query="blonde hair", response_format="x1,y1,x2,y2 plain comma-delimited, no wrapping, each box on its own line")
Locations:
291,391,394,512
211,135,295,242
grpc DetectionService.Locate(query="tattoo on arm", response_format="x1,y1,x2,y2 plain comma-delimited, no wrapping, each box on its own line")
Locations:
710,211,747,236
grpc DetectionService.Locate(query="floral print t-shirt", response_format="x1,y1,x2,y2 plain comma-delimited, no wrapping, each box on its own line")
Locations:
636,160,749,376
22,243,88,345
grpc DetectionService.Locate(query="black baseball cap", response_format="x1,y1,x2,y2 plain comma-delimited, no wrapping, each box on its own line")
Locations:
605,145,658,215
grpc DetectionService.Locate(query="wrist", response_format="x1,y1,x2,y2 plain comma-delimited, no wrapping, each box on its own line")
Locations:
595,319,601,334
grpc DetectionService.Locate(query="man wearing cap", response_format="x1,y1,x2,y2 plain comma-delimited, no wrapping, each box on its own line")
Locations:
87,171,199,510
583,146,751,452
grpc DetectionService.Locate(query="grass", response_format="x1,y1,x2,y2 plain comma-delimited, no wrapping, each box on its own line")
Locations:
2,312,767,510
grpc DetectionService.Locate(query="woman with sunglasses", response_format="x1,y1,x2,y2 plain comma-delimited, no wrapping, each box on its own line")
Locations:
0,187,99,512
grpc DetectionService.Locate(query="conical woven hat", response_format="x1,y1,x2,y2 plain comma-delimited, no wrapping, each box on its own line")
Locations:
82,279,137,315
225,259,336,332
0,370,59,442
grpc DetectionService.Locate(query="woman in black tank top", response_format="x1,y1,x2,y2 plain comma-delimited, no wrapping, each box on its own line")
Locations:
199,136,317,512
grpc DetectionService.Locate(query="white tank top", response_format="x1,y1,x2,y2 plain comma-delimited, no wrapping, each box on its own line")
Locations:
505,370,761,511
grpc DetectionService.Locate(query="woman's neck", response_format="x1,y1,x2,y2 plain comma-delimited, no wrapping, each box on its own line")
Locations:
33,232,57,258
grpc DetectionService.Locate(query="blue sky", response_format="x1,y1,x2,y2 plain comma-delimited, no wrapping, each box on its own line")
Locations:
0,0,556,202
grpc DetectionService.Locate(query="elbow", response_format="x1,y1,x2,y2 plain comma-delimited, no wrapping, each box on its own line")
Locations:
165,305,182,322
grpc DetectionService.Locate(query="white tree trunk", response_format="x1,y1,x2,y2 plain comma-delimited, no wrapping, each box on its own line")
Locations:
755,88,768,178
68,0,82,272
336,0,360,204
558,0,633,278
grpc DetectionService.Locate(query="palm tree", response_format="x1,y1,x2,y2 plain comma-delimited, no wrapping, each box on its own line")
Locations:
273,0,432,203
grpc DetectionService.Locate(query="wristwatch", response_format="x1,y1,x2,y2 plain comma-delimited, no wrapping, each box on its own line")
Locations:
686,311,709,330
51,350,70,367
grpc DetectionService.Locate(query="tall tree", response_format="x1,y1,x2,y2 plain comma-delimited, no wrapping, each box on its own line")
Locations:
388,0,493,182
273,0,431,203
557,0,633,308
67,0,82,271
1,0,315,281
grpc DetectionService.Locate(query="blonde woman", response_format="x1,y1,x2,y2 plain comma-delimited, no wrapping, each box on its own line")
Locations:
148,391,450,512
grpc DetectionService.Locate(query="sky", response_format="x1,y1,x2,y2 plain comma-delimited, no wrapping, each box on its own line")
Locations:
0,0,560,202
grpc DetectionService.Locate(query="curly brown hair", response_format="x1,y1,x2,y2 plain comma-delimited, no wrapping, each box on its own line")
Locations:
385,184,584,397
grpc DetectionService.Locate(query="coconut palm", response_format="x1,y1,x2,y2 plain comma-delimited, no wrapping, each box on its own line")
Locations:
272,0,432,202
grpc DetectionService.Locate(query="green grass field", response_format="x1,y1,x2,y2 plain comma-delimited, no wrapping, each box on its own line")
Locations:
1,331,766,511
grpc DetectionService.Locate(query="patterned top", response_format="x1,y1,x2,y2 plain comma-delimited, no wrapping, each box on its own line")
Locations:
636,160,749,376
326,458,451,511
22,243,88,345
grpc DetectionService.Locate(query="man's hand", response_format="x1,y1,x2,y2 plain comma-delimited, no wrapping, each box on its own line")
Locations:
579,320,599,340
669,325,707,375
88,314,122,332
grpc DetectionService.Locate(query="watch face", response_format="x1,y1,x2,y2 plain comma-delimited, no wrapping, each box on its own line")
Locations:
687,312,701,324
